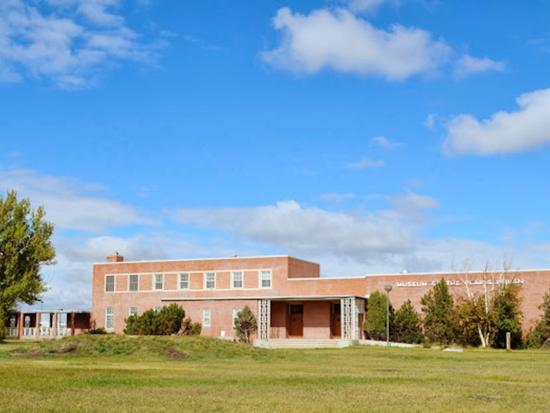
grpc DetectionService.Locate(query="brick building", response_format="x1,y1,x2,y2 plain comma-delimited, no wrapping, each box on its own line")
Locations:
91,254,550,343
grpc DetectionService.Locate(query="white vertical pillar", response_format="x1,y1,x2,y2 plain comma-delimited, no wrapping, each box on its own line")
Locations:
258,299,271,340
340,297,358,340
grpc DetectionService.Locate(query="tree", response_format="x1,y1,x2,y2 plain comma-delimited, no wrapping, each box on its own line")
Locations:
492,283,523,349
0,191,55,339
234,305,257,343
364,291,393,341
526,289,550,348
421,279,459,345
393,300,422,344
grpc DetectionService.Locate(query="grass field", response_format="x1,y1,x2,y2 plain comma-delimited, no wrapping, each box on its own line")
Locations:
1,336,550,413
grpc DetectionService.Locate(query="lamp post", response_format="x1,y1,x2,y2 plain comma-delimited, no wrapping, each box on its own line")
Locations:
384,284,392,346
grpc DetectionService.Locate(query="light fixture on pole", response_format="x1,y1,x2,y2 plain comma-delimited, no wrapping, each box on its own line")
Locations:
383,284,392,346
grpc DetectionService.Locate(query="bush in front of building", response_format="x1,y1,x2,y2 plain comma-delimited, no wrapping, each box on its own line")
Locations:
526,289,550,348
393,300,423,344
421,279,460,346
234,305,257,343
124,304,200,336
364,291,394,341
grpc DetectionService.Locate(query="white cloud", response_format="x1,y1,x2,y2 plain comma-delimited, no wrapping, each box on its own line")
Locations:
443,87,550,155
454,54,505,78
371,135,400,149
174,200,415,260
348,156,385,169
424,113,437,129
0,0,159,88
0,168,154,231
262,7,451,81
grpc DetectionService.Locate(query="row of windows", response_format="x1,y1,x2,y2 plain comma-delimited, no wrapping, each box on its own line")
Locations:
105,307,243,330
104,270,272,292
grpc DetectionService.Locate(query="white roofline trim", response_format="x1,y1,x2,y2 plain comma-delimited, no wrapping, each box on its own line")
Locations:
93,254,292,265
364,268,550,277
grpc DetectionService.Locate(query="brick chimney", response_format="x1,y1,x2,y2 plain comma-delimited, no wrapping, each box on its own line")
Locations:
106,252,124,263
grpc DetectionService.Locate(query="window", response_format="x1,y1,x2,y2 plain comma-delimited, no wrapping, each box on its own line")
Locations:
231,271,243,289
153,273,164,290
203,309,211,327
204,272,216,289
128,274,139,292
232,308,240,327
260,270,272,288
105,307,114,330
128,307,138,317
105,275,115,292
179,273,189,290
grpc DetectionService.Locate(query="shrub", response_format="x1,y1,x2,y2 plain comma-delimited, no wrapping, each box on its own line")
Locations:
393,300,422,344
421,279,460,345
364,291,393,341
234,306,257,343
88,328,107,335
124,304,187,336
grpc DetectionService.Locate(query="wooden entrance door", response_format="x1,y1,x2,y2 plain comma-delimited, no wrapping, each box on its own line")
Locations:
288,304,304,337
331,303,341,338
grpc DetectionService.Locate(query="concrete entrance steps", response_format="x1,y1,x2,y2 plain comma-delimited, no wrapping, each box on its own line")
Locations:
254,339,358,349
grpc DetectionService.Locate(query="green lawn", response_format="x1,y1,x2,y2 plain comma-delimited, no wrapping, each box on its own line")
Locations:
1,336,550,412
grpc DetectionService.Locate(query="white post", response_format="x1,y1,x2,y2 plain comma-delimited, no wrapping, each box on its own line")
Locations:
258,299,271,341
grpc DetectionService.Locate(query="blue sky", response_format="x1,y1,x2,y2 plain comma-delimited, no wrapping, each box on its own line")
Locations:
1,0,550,310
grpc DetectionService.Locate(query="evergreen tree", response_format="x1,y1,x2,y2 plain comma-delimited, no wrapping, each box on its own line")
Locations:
492,283,523,349
527,289,550,348
364,291,393,341
393,300,422,344
0,191,55,339
421,279,459,345
234,305,257,343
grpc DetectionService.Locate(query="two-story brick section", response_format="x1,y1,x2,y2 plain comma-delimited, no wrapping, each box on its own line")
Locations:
92,254,550,342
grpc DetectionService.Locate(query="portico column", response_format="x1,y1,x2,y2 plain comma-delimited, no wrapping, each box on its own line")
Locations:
258,299,271,341
340,297,358,340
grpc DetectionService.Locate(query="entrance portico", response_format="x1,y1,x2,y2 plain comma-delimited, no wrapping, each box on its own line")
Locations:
256,296,366,342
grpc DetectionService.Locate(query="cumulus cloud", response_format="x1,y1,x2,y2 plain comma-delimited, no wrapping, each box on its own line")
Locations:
262,7,451,81
443,87,550,155
0,0,159,88
346,0,393,13
0,168,155,231
174,200,415,261
348,156,385,169
371,135,400,149
454,54,505,78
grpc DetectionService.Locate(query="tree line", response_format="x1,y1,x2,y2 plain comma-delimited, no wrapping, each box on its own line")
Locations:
365,279,550,349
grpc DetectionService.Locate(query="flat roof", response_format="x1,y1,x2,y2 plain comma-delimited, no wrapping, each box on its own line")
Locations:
161,295,366,302
94,254,319,266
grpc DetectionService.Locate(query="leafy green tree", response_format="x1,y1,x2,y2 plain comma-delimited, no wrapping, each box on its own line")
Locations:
492,283,523,349
526,289,550,348
421,279,459,345
364,291,393,341
0,191,55,339
234,305,257,343
393,300,422,344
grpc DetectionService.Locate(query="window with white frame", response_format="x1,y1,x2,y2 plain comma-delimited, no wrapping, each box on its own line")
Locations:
260,270,272,288
105,275,115,292
203,309,211,327
204,272,216,289
153,273,164,290
179,273,189,290
231,271,243,289
128,274,139,292
128,307,138,317
105,307,114,330
232,308,240,327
